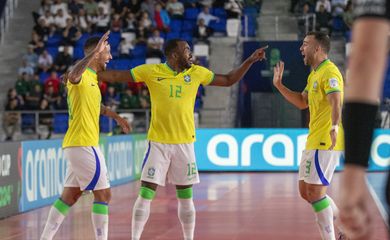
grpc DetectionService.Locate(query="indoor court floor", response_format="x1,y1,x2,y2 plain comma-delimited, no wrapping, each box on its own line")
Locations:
0,172,388,240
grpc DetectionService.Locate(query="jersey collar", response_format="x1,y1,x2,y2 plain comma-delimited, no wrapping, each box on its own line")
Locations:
314,59,329,72
86,67,97,75
164,62,191,76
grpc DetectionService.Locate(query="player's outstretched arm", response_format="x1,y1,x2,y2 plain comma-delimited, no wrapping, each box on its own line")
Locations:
273,61,308,109
100,104,131,133
68,31,110,84
97,70,134,83
209,46,268,87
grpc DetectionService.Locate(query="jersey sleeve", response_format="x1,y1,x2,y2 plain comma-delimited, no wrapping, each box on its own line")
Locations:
130,64,151,83
197,65,215,85
322,71,343,95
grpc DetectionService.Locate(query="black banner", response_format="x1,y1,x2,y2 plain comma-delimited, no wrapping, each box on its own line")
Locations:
0,141,21,219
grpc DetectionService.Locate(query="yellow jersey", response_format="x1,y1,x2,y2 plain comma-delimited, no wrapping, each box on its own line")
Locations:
131,63,214,144
63,68,101,147
304,59,344,151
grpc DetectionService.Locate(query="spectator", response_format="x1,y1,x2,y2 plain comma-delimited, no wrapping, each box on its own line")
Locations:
38,98,53,139
43,84,60,110
123,12,137,32
141,0,156,18
182,0,197,8
18,59,35,76
98,0,111,15
224,0,242,19
23,45,39,69
34,18,50,39
3,90,21,141
87,12,99,31
54,46,73,72
342,0,353,31
84,0,99,15
147,29,164,58
54,9,71,29
127,0,141,14
37,0,52,17
197,6,219,26
50,0,68,16
193,18,213,43
331,0,346,17
298,2,314,39
25,83,43,110
74,8,90,32
104,86,120,110
139,11,153,30
44,71,61,94
166,0,185,19
39,10,55,26
29,31,45,54
96,7,110,32
7,88,24,108
112,0,128,16
38,50,53,72
153,3,170,32
315,0,331,13
316,4,332,34
120,88,140,109
15,73,30,98
62,18,79,45
111,13,123,32
139,88,151,109
119,38,134,58
68,0,83,15
135,24,148,44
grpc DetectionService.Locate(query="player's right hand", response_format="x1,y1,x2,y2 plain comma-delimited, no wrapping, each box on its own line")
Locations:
94,31,110,54
273,61,284,88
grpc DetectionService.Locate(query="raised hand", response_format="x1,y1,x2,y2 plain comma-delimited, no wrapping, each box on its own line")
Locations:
273,61,284,88
94,31,110,54
248,45,268,63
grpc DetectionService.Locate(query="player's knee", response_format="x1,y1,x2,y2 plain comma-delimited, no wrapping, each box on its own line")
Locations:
299,188,309,202
305,189,323,203
93,188,112,203
139,186,156,200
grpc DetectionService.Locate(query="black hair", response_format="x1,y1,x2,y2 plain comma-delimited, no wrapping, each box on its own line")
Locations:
83,36,100,54
306,31,331,53
164,39,185,57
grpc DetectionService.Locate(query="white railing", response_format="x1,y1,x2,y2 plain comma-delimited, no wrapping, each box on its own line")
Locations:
0,0,17,44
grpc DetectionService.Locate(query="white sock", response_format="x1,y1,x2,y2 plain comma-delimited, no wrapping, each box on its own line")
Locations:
178,198,196,240
132,196,152,240
312,196,336,240
91,202,109,240
40,199,69,240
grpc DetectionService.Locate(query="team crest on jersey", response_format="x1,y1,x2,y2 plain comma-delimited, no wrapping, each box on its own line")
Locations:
147,167,155,177
313,81,318,90
184,75,191,84
329,78,338,88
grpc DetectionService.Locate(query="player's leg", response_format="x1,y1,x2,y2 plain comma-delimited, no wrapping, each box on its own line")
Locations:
89,146,111,240
132,181,158,240
168,143,199,240
40,187,82,240
176,185,195,240
299,150,341,240
132,141,169,240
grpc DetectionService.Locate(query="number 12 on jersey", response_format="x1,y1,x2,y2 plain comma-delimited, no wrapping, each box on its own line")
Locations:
169,84,182,98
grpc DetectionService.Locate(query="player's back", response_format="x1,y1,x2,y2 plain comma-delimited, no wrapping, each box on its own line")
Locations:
63,68,101,148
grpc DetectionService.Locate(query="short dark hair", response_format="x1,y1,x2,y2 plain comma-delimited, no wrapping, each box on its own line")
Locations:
164,39,185,57
84,36,100,54
306,31,330,54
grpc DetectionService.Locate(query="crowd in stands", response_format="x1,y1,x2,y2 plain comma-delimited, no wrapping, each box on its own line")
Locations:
292,0,353,38
4,0,262,140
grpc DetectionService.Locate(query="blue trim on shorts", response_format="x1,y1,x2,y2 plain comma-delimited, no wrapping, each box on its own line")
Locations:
85,147,101,190
314,150,330,186
141,141,151,170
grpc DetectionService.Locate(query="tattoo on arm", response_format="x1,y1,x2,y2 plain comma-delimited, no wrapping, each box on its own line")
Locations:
68,52,97,83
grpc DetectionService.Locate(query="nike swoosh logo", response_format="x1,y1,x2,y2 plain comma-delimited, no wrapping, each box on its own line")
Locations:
157,77,167,81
